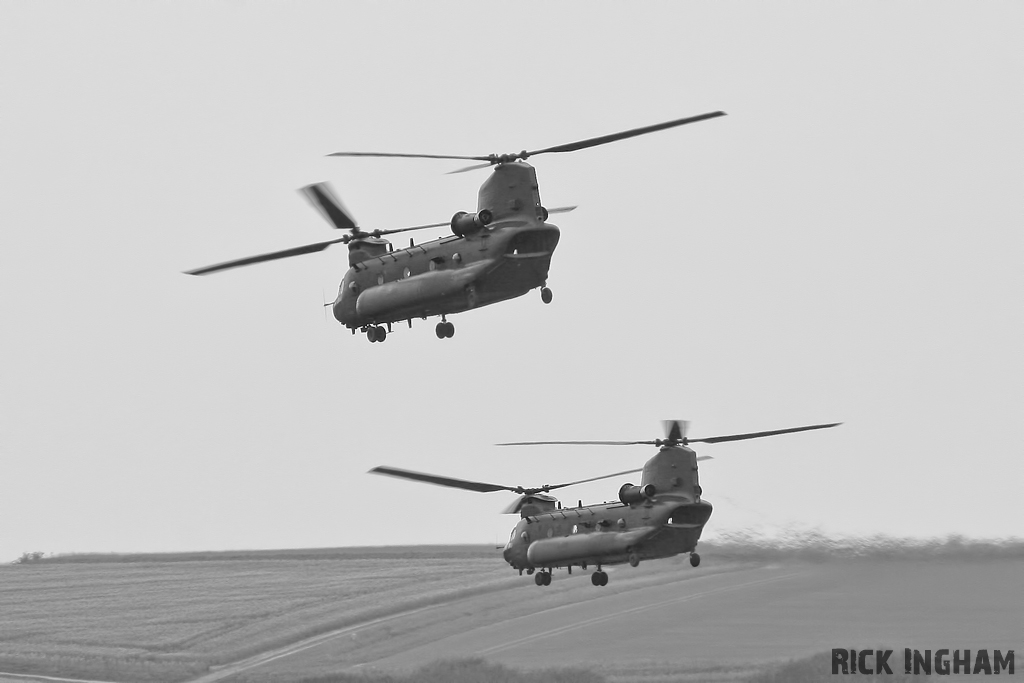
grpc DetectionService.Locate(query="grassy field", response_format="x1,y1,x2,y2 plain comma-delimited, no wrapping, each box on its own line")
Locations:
0,546,512,682
1,537,1020,683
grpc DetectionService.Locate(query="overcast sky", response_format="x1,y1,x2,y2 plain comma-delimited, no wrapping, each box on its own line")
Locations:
1,2,1021,562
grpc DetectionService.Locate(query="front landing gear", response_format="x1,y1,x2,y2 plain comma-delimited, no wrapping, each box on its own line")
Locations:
365,326,387,343
534,570,552,586
435,318,455,339
591,569,608,586
690,552,701,567
540,287,553,304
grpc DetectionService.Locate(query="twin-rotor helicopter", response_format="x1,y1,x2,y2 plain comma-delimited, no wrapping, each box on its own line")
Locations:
186,112,726,342
371,420,840,587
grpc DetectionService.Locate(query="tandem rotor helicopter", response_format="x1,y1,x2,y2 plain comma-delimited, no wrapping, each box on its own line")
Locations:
185,112,726,342
371,420,840,587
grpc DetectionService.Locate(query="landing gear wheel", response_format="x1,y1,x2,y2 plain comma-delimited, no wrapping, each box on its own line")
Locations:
591,572,601,586
542,571,551,586
435,321,455,339
690,553,701,567
367,328,376,343
534,572,545,586
540,287,553,304
628,553,640,568
374,326,386,342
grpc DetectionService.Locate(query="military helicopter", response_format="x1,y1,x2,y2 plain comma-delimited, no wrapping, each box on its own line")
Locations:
371,420,839,587
185,112,726,342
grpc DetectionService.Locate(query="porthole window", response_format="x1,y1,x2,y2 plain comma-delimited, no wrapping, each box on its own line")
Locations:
520,531,528,541
349,282,359,293
452,252,462,264
617,518,626,529
546,528,554,538
377,273,384,286
572,524,578,534
429,261,435,271
403,267,411,279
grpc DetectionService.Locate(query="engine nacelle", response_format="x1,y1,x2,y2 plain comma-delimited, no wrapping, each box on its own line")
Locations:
618,483,656,505
451,209,493,237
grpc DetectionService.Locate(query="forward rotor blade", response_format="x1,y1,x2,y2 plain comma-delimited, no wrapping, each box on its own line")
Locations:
369,466,516,494
496,440,658,446
687,422,842,445
184,237,347,276
369,465,645,497
370,220,450,236
545,468,644,491
525,111,726,157
300,183,357,231
328,151,493,162
360,207,575,236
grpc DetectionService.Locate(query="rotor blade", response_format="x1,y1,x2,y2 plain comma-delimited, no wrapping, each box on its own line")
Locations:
299,183,358,231
368,466,517,494
447,161,495,175
328,151,493,162
525,111,726,157
350,207,577,237
184,237,348,276
368,220,450,236
663,420,690,443
543,468,644,491
687,422,842,445
496,440,659,446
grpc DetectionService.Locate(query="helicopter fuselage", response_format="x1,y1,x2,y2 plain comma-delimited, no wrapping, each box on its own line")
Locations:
332,161,561,331
502,495,713,572
333,218,560,328
502,445,713,574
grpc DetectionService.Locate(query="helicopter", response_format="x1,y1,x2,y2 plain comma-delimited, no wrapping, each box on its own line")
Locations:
370,420,840,587
185,112,726,342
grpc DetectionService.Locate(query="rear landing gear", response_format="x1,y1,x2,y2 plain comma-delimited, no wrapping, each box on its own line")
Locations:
435,319,455,339
690,552,701,567
534,570,551,586
540,287,553,304
591,570,608,586
366,326,387,343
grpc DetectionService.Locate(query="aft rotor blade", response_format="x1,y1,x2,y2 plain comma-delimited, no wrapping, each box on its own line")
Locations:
496,440,658,446
328,151,493,162
184,237,347,276
447,161,494,175
547,205,577,215
687,422,842,445
525,111,726,157
369,466,517,494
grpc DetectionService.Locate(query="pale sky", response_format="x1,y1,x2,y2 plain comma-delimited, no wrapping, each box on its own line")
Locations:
1,2,1021,562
